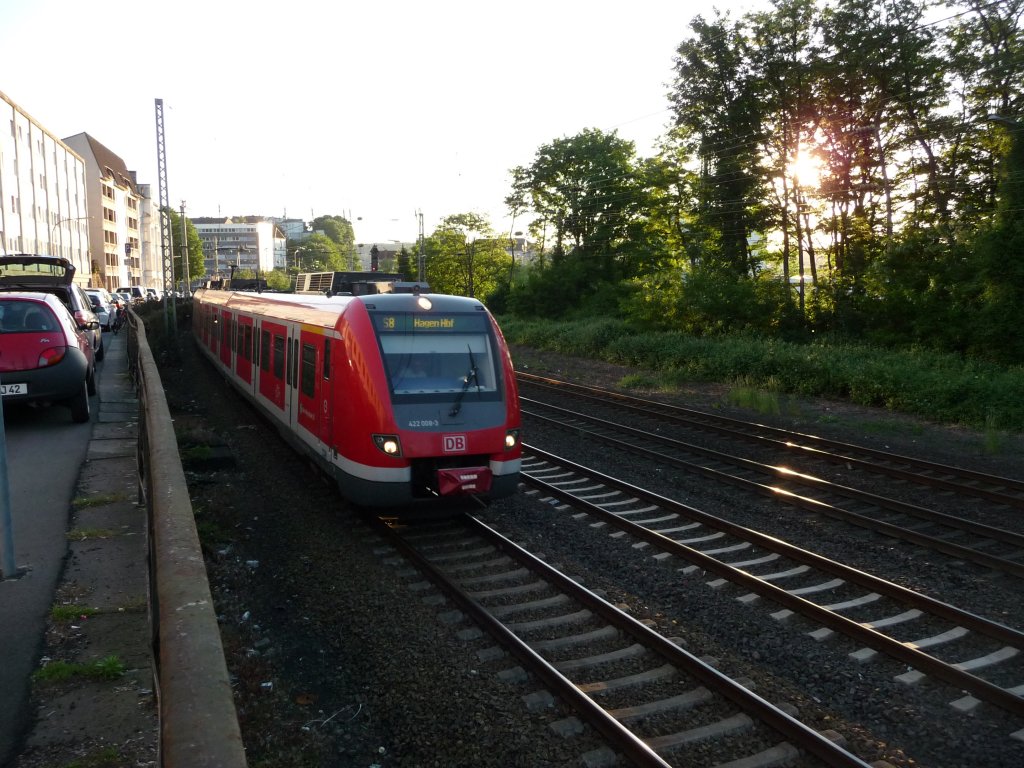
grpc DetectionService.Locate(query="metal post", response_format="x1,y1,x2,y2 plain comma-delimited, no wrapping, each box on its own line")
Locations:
179,202,190,296
416,209,425,282
0,393,17,579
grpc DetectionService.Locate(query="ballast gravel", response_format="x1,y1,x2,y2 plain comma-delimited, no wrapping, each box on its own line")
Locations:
157,337,1024,768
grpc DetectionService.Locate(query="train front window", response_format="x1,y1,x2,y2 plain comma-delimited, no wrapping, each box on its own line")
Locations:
382,333,497,395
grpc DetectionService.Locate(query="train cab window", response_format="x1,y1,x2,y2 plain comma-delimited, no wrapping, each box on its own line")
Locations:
300,343,316,397
382,334,497,396
260,329,271,372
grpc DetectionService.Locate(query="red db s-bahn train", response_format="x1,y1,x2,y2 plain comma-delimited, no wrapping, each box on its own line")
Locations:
191,287,522,508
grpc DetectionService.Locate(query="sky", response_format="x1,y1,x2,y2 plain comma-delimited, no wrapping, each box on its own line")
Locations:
1,0,764,245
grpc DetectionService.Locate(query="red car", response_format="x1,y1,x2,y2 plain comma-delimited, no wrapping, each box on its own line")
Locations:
0,292,98,422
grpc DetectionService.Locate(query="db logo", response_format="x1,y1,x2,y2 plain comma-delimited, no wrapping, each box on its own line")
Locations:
443,434,467,452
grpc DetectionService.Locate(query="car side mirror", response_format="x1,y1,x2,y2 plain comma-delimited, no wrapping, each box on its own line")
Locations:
83,320,100,331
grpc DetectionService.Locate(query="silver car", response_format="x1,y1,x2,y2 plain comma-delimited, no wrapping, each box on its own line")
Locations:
85,288,115,332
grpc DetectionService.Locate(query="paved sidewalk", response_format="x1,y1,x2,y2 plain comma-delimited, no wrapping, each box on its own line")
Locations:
12,331,159,767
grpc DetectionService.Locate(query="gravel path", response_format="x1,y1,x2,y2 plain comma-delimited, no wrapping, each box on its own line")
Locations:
158,337,1024,767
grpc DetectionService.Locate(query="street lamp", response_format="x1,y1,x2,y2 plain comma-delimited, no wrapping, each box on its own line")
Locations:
50,215,91,257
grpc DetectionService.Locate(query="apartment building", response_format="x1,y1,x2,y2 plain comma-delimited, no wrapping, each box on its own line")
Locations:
194,218,276,278
0,90,90,280
62,133,142,292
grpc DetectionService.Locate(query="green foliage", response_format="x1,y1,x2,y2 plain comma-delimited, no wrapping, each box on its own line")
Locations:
620,267,804,338
263,269,292,292
499,316,1024,430
167,209,206,286
424,214,511,301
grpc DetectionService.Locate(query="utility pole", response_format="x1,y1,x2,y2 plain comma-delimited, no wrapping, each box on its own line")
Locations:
155,98,177,332
416,209,425,282
179,201,191,296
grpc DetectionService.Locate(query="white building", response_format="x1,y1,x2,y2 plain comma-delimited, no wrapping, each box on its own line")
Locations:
0,90,90,282
136,183,165,291
194,218,276,278
62,132,142,292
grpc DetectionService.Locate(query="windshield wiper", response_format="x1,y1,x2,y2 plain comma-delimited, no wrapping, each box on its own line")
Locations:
448,345,480,417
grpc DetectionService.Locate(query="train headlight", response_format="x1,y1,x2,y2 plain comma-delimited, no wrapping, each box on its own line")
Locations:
504,429,520,450
373,434,403,456
416,296,432,310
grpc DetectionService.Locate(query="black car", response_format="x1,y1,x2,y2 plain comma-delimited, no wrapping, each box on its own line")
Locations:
0,253,103,361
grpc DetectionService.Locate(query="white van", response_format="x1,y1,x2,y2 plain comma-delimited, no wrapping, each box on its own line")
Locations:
117,286,146,303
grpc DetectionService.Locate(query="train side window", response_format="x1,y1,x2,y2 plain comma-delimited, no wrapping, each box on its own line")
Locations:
273,335,285,379
291,338,299,387
260,329,271,372
301,343,316,397
221,313,230,348
323,338,330,380
285,337,292,386
243,326,252,361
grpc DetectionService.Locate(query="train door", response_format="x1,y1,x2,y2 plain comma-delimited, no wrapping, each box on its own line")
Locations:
295,329,329,447
257,320,287,413
219,309,233,368
235,314,254,386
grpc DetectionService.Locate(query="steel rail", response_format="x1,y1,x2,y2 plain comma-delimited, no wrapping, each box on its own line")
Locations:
371,514,873,768
520,444,1024,719
517,373,1024,507
521,402,1024,579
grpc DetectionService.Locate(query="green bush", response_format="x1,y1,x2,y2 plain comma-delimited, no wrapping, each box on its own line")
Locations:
499,316,1024,431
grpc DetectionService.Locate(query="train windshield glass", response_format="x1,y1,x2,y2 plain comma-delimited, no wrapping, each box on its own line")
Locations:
375,312,498,397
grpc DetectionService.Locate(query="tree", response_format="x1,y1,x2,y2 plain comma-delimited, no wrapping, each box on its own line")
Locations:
671,11,769,276
424,213,509,301
165,208,205,289
506,128,647,280
292,232,342,273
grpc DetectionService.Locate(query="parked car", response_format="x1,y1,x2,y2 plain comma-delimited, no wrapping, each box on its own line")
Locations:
117,286,146,303
84,287,116,331
0,291,97,422
0,254,103,361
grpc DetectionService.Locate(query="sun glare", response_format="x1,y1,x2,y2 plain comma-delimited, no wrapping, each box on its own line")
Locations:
789,149,824,188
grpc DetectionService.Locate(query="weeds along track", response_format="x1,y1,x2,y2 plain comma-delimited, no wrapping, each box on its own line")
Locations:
371,513,873,768
516,373,1024,512
517,374,1024,581
516,445,1024,729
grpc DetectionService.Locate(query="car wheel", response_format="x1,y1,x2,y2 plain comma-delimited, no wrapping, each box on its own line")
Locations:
87,365,97,396
70,380,91,423
95,336,105,361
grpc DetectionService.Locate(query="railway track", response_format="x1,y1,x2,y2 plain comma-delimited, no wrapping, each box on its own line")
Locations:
518,395,1024,580
516,372,1024,512
515,444,1024,730
372,513,876,767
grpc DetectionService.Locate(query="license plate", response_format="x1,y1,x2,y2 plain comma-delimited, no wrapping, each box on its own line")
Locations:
1,383,28,396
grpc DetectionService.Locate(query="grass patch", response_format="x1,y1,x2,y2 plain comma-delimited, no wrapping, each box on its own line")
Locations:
618,372,664,390
180,444,213,462
725,377,781,417
64,746,123,768
67,528,116,541
51,604,99,623
72,492,128,509
32,655,125,684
